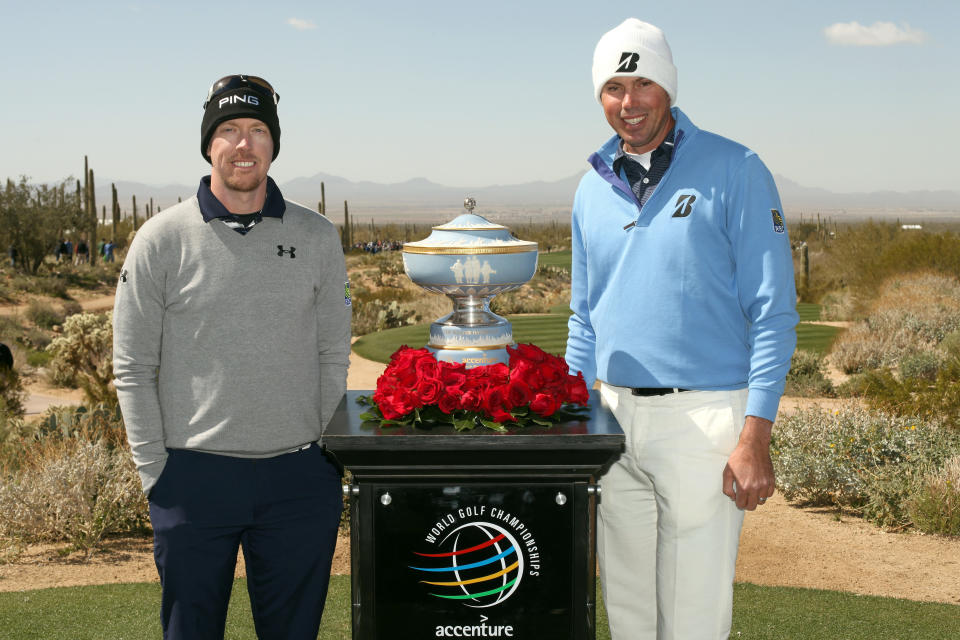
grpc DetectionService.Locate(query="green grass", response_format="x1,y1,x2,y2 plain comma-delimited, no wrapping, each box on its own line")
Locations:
353,312,843,364
0,577,351,640
797,302,822,322
1,578,956,639
730,583,960,638
796,322,842,354
538,250,571,269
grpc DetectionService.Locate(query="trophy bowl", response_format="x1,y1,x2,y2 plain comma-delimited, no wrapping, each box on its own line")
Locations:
402,201,538,367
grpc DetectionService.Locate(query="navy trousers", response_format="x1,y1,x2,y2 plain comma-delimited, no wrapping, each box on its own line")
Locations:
148,444,343,640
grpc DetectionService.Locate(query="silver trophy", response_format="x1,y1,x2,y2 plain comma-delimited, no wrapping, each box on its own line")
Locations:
402,198,539,367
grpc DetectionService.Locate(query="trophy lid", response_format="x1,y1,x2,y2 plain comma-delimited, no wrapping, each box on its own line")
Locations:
402,200,537,254
431,214,508,231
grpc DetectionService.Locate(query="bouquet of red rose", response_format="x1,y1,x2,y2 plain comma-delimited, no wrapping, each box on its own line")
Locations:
357,343,590,432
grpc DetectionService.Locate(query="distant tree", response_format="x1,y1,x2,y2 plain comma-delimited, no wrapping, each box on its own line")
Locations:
0,177,76,274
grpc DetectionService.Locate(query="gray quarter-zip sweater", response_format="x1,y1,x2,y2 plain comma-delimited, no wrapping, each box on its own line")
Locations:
113,193,351,494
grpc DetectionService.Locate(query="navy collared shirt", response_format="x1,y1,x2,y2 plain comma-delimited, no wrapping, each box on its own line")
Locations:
612,129,675,208
197,176,287,223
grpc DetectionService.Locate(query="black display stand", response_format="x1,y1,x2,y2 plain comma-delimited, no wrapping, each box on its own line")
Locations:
323,390,624,640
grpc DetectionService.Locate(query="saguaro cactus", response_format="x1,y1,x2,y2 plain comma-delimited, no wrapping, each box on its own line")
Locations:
87,167,97,265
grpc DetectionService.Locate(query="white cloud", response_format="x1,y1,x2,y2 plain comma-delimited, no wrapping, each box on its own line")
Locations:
824,21,927,46
287,17,316,31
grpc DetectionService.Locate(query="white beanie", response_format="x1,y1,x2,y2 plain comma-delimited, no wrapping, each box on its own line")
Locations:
592,19,677,105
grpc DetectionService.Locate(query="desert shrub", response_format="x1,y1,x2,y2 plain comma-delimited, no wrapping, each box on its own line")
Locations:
25,299,64,329
0,281,15,303
0,406,30,467
60,299,83,318
899,350,945,382
818,289,856,322
0,314,23,341
23,327,52,351
841,354,960,426
0,438,148,557
784,349,834,397
46,312,115,404
352,299,420,336
772,405,960,530
860,460,931,529
810,224,960,317
941,329,960,357
0,366,25,418
25,349,51,367
907,456,960,536
829,272,960,374
9,274,69,299
491,290,551,315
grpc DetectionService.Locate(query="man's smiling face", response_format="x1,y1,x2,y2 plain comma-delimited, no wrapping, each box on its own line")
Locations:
207,117,273,195
600,76,674,155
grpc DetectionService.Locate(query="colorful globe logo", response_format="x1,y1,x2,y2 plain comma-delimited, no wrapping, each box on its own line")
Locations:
410,522,524,608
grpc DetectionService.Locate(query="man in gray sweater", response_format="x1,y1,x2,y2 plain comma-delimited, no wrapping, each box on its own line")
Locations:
113,74,351,640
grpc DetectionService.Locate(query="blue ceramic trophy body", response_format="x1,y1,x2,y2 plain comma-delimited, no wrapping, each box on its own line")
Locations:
402,198,538,367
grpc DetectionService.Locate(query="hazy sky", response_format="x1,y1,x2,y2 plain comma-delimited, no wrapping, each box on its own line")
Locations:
4,0,957,193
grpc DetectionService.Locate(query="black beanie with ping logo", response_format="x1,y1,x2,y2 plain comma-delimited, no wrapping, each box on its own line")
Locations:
200,86,281,163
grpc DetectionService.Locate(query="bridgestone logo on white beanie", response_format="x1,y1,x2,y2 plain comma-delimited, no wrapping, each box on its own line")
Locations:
592,18,678,106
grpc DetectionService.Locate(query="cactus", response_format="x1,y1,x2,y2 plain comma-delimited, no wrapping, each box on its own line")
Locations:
88,168,98,265
111,183,120,241
132,194,138,230
321,181,326,216
342,200,351,248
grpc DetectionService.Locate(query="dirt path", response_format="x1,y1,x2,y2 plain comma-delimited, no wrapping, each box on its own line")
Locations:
0,293,115,317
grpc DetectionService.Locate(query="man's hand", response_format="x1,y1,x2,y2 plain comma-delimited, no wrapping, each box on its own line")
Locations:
722,415,775,511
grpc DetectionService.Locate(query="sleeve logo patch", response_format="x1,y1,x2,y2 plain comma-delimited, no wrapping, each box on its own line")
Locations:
119,269,128,283
771,209,785,233
344,281,352,307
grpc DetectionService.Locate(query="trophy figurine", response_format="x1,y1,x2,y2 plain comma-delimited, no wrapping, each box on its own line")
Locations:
401,198,539,367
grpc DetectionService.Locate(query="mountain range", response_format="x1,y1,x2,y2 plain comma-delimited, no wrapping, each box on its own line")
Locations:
96,172,960,221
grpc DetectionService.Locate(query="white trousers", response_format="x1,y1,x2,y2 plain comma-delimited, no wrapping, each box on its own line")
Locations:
598,383,748,640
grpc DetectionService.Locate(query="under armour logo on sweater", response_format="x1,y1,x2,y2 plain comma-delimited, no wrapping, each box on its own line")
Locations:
277,245,296,258
616,52,640,73
119,269,128,283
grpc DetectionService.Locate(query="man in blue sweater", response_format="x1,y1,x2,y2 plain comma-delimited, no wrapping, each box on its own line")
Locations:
565,19,798,640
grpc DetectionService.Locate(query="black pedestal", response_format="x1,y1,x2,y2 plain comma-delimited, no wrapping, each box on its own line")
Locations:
324,390,624,640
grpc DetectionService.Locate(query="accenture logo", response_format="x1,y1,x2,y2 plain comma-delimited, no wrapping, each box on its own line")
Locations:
411,506,542,610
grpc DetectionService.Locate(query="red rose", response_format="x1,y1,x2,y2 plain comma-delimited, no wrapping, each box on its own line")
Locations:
481,387,513,423
530,392,561,417
505,378,532,409
417,376,444,405
508,343,548,365
460,389,484,412
438,361,467,390
539,354,569,386
468,363,509,389
387,346,432,386
437,393,459,414
565,372,590,405
509,359,543,390
378,388,417,420
414,354,439,380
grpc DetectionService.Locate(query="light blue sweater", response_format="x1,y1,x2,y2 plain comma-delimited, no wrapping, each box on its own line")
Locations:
565,108,797,422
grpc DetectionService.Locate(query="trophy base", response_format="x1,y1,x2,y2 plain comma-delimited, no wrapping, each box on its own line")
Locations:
427,344,512,368
428,315,514,368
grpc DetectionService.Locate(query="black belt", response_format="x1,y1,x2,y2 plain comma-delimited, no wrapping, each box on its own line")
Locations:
630,387,691,397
